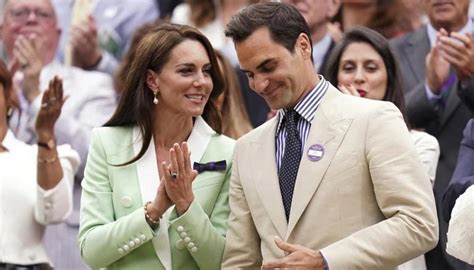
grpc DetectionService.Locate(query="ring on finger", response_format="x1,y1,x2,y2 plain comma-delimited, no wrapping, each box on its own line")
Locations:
41,102,49,108
170,172,178,179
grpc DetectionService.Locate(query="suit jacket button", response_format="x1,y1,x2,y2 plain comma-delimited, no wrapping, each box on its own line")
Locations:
140,234,146,241
184,237,191,243
118,248,124,254
180,232,187,238
177,225,184,232
134,238,140,244
120,196,133,208
190,247,198,253
123,244,130,251
188,242,195,248
176,239,185,250
129,240,135,247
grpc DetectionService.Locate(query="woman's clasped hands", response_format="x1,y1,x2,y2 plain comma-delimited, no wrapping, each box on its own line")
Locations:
147,142,199,225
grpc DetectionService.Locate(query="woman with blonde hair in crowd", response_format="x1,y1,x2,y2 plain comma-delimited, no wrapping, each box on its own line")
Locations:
0,60,80,269
215,50,252,139
79,23,234,269
326,27,439,269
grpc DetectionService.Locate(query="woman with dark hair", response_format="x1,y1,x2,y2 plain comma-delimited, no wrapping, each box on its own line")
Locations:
326,27,439,270
78,23,234,270
0,60,80,269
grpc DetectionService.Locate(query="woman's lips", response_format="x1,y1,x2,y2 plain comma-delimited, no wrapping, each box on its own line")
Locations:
356,89,367,97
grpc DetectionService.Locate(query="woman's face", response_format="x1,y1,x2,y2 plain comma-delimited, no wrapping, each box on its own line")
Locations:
337,42,388,100
151,39,213,117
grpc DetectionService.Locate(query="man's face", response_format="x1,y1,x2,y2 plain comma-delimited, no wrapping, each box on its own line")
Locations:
235,27,312,110
283,0,330,31
424,0,470,31
1,0,59,63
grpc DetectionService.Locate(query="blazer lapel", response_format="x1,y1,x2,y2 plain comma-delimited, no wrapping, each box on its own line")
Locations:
440,81,461,128
252,119,288,238
132,127,172,270
404,27,430,84
287,87,353,237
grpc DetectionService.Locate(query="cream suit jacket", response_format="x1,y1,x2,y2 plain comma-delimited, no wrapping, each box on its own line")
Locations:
222,85,439,270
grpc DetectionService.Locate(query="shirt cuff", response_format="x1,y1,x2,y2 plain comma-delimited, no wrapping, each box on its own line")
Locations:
320,251,329,270
424,83,443,102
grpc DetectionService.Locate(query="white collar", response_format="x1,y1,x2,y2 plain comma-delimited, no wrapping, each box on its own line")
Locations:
312,32,332,72
427,19,474,48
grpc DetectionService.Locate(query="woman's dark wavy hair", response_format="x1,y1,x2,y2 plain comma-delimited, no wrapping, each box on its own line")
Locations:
105,23,224,166
325,26,409,127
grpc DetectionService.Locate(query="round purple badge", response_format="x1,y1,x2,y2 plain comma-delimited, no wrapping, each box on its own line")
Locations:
307,144,324,162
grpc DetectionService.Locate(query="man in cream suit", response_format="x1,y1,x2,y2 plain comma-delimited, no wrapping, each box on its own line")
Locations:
222,3,439,269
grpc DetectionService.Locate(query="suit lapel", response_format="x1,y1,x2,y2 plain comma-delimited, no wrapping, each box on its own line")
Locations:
252,119,288,237
404,27,430,84
132,127,172,270
286,87,353,237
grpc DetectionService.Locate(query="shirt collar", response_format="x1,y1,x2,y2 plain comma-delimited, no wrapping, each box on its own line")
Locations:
276,75,329,134
427,19,473,47
312,33,332,71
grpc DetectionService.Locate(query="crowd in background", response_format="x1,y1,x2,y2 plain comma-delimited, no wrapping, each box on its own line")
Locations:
0,0,474,269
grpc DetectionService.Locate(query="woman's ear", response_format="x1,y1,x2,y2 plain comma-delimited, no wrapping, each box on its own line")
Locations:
146,70,159,92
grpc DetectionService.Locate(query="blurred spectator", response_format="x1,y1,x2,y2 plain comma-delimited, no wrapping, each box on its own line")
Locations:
446,185,474,266
1,0,117,268
442,119,474,266
114,22,158,96
442,118,474,221
171,0,261,66
157,0,183,20
283,0,339,75
332,0,414,38
52,0,160,75
215,50,252,139
0,60,80,269
391,0,474,269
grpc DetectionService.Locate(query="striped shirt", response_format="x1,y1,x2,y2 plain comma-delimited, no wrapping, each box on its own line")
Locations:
276,76,329,169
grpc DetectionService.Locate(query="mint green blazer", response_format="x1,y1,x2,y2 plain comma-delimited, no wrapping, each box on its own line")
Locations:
79,120,235,269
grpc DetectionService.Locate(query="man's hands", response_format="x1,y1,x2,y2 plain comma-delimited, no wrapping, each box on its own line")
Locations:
70,16,103,69
426,28,474,94
438,29,474,81
11,34,43,103
262,237,326,270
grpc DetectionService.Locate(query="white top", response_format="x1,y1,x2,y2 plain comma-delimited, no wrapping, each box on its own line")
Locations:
398,130,440,270
0,130,80,265
410,130,440,186
447,184,474,265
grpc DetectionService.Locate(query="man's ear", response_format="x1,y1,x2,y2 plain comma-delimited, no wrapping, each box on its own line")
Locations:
296,33,312,60
146,69,159,92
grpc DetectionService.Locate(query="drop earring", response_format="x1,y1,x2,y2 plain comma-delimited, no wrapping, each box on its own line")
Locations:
153,90,159,104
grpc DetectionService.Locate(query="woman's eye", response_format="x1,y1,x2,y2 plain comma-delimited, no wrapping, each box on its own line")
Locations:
365,65,378,72
342,64,354,72
203,68,212,75
179,69,192,75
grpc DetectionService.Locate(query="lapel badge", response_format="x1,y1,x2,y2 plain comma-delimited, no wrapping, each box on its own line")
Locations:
307,144,324,162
